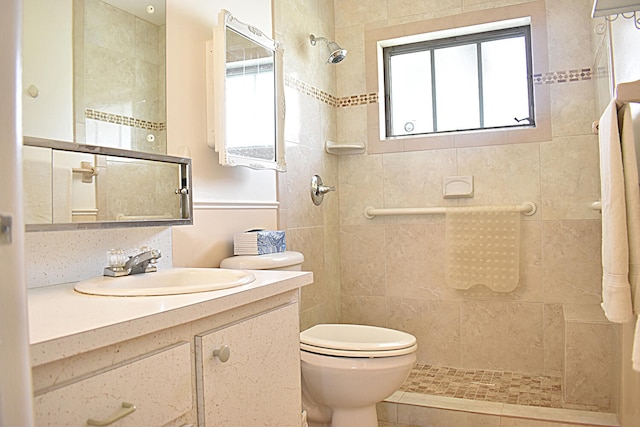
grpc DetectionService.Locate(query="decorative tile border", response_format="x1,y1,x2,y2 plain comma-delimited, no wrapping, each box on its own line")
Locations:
533,67,592,85
284,75,377,108
286,67,594,109
85,109,166,131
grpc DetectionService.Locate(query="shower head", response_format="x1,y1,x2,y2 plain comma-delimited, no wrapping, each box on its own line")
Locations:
310,34,347,64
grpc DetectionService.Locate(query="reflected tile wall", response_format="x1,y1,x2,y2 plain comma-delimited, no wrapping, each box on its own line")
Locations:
76,0,166,153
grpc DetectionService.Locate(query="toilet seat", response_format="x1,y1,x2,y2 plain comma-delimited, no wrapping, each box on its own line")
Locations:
300,324,417,358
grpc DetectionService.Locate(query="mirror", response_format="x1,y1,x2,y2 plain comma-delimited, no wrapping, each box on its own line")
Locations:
22,0,166,154
206,9,286,171
23,138,192,231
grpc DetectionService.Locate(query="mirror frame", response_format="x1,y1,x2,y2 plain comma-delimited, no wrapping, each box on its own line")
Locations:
207,9,286,172
24,137,193,232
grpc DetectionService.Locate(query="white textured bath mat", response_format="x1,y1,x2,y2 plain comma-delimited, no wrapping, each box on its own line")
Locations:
445,208,520,292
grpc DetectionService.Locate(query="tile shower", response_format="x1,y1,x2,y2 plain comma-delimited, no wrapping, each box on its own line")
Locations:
275,0,624,425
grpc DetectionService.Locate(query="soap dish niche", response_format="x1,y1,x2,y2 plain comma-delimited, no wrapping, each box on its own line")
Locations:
325,140,365,155
443,176,474,199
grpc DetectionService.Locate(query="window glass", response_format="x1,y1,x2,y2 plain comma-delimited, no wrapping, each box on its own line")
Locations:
383,26,533,138
481,37,530,127
389,51,433,135
434,44,479,132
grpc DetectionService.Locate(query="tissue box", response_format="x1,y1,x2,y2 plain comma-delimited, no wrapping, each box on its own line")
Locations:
233,230,286,255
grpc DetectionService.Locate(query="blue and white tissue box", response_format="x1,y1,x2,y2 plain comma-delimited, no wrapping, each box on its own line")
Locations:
233,230,286,255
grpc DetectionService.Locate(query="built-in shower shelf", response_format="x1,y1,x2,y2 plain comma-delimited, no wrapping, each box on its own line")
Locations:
325,140,365,155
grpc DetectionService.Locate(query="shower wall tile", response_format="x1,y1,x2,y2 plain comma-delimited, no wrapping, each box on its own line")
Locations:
338,153,385,225
461,301,545,373
550,80,597,138
542,220,602,304
340,224,387,296
382,149,457,221
545,0,593,72
543,304,565,377
388,0,462,21
284,86,324,148
336,104,368,150
334,0,388,29
284,144,324,228
564,321,614,409
388,298,462,367
335,25,366,97
540,137,601,220
341,295,388,326
275,0,340,326
385,223,450,300
455,142,541,217
288,226,328,311
301,299,341,332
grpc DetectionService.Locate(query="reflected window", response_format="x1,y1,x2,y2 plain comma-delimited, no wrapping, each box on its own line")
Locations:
225,28,276,162
383,25,534,137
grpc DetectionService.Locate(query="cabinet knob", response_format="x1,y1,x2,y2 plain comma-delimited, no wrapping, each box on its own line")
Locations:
213,344,230,363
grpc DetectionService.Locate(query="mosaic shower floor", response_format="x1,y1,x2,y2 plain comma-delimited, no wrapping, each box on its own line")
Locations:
399,364,608,413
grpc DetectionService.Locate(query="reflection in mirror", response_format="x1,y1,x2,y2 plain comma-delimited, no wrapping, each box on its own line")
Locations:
22,0,166,154
226,28,275,162
206,9,286,171
23,139,192,231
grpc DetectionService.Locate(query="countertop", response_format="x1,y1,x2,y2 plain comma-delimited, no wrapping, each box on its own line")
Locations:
28,269,313,365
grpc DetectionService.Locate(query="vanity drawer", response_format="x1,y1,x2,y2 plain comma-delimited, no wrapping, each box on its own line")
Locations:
34,341,192,426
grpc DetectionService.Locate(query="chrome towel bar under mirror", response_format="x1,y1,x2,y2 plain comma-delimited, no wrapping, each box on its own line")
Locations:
23,138,193,231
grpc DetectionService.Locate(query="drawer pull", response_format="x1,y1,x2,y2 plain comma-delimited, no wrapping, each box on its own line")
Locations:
213,344,231,363
87,401,136,426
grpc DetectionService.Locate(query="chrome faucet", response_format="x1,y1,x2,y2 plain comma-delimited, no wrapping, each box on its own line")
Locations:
104,247,161,277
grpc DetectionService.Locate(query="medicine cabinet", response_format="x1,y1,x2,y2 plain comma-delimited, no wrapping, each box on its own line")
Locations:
206,9,286,171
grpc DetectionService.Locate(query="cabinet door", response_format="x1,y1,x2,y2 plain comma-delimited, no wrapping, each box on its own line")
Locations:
23,0,74,141
34,342,192,426
196,303,301,427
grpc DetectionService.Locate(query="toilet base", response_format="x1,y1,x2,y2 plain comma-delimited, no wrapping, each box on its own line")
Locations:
331,405,378,427
307,405,378,427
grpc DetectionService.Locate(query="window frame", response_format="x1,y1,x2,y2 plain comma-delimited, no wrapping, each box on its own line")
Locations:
382,25,535,138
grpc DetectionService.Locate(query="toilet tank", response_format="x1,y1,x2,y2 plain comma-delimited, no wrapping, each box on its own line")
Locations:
220,251,304,271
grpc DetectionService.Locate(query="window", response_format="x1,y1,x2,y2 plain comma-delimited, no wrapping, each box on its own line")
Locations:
383,25,534,138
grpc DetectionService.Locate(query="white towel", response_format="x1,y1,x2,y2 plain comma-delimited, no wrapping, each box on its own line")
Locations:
23,150,53,224
617,103,640,372
52,166,72,223
445,209,520,292
598,100,640,325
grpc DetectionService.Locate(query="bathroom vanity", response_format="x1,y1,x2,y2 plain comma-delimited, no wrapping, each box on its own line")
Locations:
28,269,312,426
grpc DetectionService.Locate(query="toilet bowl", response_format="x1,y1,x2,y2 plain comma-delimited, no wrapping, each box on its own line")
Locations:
220,252,417,427
300,324,417,427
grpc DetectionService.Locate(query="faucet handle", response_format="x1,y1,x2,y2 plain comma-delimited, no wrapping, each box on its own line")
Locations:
107,249,127,270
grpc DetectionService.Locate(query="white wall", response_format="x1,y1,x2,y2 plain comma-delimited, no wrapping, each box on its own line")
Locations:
0,0,35,423
166,0,280,268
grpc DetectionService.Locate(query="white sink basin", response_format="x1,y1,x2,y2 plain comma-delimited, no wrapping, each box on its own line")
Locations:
74,268,256,296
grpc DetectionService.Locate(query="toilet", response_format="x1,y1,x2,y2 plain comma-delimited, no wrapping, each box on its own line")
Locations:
220,250,305,271
220,251,417,427
300,324,416,427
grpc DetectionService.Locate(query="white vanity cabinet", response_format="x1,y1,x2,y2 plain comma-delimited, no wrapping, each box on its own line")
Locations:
33,342,192,426
195,303,301,427
29,271,312,427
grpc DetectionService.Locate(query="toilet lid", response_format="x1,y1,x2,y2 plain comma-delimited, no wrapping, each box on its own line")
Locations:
300,324,417,357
